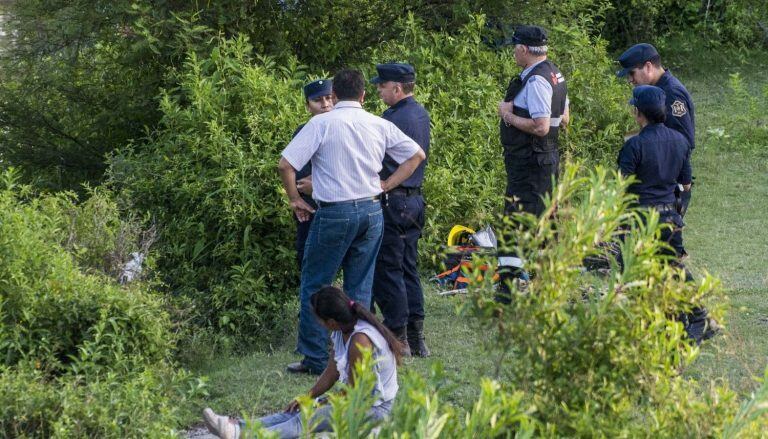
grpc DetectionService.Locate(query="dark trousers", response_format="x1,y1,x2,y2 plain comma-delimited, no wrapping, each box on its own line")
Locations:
497,150,559,303
658,211,686,258
295,195,318,271
372,193,425,330
503,150,559,217
617,209,686,267
295,214,314,271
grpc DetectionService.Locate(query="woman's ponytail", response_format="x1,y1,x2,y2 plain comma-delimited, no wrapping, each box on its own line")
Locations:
311,286,404,365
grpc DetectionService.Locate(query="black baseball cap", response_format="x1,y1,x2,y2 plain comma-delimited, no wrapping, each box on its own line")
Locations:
616,43,660,77
303,79,333,100
370,63,416,84
510,25,548,46
629,85,666,115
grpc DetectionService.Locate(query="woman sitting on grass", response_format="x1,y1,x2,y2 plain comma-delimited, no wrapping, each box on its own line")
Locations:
203,285,403,439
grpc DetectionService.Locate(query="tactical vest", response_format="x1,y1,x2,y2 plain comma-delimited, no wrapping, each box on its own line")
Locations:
499,60,567,155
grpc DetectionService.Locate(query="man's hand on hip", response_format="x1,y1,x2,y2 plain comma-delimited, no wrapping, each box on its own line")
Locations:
290,197,316,222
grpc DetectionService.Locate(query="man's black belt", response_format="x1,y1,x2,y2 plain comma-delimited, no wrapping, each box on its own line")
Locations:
388,187,422,196
317,196,380,208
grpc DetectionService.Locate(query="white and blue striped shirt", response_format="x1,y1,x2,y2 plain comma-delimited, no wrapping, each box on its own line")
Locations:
282,101,422,203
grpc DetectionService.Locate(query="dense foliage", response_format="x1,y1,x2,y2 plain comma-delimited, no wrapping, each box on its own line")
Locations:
0,169,197,437
1,0,764,190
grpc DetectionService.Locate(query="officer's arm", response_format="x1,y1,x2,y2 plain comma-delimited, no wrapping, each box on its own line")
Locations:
381,148,426,192
561,102,570,127
502,112,551,137
501,76,552,137
677,143,693,189
278,157,315,222
617,140,638,177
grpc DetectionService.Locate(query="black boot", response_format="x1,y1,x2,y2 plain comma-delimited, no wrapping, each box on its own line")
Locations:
391,326,411,357
407,319,430,357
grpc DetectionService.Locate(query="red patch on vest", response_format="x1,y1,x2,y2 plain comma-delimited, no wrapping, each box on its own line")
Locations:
550,72,557,85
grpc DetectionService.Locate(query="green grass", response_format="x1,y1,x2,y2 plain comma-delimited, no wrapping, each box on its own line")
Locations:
181,48,768,427
676,49,768,394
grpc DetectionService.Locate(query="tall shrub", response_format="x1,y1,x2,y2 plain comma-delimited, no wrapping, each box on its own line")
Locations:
108,37,308,342
0,169,192,437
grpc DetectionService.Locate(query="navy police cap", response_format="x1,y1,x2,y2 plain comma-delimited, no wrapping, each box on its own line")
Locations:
510,25,548,46
303,79,333,100
629,85,666,114
616,43,659,77
370,63,416,84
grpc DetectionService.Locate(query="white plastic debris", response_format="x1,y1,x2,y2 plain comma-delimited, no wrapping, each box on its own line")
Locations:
118,252,145,284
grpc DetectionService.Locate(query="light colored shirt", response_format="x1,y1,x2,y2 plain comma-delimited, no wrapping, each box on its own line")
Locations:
282,101,421,203
513,60,569,121
331,320,398,406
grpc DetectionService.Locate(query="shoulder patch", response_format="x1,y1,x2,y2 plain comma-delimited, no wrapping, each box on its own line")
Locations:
671,100,687,117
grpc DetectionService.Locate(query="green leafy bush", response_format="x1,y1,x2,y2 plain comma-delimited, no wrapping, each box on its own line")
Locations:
0,174,171,374
457,164,767,435
0,169,192,437
108,37,307,343
603,0,768,50
0,366,192,438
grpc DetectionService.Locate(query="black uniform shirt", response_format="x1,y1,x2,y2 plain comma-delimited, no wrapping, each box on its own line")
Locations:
291,123,316,208
618,123,692,206
379,96,430,188
656,70,695,149
292,123,312,180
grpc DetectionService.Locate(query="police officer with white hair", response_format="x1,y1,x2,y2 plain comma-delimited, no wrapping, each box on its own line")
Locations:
496,25,569,300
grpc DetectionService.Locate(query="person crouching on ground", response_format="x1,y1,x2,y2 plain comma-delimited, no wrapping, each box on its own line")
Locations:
202,286,402,439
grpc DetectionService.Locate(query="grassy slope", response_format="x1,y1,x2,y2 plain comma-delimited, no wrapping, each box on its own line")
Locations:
182,49,768,424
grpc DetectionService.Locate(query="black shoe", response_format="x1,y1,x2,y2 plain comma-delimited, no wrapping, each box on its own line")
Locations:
391,326,412,357
407,319,430,357
286,361,321,375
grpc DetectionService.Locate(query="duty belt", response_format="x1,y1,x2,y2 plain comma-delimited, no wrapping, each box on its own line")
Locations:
650,203,677,214
388,187,422,197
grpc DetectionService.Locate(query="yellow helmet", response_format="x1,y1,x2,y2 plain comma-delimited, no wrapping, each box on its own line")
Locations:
447,225,476,247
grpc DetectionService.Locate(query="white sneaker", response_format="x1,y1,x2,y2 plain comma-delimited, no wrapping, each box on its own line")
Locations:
203,407,224,435
217,416,242,439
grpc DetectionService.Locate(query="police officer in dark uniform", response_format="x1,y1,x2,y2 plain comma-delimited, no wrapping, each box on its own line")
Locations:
293,79,334,270
370,63,431,356
617,43,695,217
496,25,569,299
618,85,691,257
618,85,718,344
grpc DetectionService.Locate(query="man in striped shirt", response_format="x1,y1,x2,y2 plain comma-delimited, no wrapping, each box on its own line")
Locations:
278,69,426,374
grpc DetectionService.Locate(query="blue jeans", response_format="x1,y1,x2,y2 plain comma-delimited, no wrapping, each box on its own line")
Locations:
244,400,392,438
297,199,383,373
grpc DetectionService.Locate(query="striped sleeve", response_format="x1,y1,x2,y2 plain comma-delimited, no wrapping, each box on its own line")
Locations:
384,121,421,164
282,118,321,171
